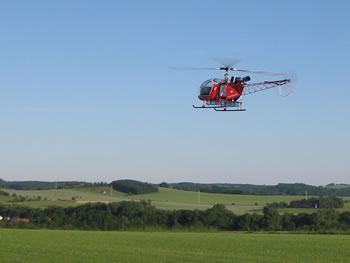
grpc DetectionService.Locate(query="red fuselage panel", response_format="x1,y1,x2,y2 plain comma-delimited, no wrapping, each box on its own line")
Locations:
209,83,220,100
208,83,244,101
226,83,244,100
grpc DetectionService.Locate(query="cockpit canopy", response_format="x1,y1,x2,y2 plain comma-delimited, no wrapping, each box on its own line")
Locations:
199,78,222,100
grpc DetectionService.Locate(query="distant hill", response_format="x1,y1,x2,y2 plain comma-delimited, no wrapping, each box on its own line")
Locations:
0,180,86,190
170,182,350,196
2,179,350,196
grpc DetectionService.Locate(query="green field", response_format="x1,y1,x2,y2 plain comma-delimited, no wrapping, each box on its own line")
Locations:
2,187,350,214
1,187,311,214
0,229,349,263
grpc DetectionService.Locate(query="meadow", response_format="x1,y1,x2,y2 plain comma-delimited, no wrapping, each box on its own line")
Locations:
0,229,350,263
1,187,315,214
2,187,350,214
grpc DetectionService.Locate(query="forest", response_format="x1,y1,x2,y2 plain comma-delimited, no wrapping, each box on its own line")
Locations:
111,180,158,194
171,182,350,196
0,179,86,190
267,197,344,209
1,201,350,232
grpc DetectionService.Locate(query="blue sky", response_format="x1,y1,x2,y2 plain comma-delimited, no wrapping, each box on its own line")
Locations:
0,1,349,185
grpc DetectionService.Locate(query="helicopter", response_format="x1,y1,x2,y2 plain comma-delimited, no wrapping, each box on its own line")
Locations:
175,64,294,111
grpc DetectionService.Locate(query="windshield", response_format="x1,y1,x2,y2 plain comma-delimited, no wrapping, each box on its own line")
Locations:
200,78,221,89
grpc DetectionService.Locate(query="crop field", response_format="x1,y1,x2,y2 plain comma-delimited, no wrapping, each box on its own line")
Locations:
0,187,308,214
2,187,350,214
0,198,82,209
0,229,350,263
1,187,128,202
128,188,314,214
129,187,308,205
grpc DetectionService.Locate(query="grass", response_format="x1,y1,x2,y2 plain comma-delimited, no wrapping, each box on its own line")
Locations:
1,187,350,214
0,199,82,209
0,229,350,263
128,187,309,213
1,188,128,202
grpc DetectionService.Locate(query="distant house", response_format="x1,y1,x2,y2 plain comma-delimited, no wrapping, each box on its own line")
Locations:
10,217,30,222
17,218,30,223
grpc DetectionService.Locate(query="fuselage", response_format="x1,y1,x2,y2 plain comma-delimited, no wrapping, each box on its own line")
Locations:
198,78,246,103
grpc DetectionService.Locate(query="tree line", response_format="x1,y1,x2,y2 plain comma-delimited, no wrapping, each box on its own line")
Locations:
170,182,350,196
0,179,157,194
112,180,158,195
0,179,87,190
1,201,350,232
267,197,344,209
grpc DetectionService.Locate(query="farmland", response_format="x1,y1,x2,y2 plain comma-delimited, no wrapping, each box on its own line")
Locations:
1,186,350,214
0,229,350,263
0,187,317,214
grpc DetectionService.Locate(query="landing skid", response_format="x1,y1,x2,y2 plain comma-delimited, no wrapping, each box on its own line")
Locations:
214,107,246,112
192,105,214,109
192,105,246,112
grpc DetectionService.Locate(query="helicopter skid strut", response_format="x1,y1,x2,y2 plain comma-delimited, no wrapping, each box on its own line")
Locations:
214,107,246,112
192,105,246,112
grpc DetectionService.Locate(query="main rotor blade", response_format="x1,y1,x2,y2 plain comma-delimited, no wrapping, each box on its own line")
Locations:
213,57,241,68
170,66,220,71
230,68,285,76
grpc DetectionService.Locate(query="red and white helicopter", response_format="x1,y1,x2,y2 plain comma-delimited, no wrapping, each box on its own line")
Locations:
175,63,294,111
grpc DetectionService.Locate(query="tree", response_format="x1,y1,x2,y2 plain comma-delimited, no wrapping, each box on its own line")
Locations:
111,180,159,195
204,204,234,230
261,207,282,230
235,213,261,231
281,213,296,231
339,211,350,228
314,209,339,230
159,182,169,188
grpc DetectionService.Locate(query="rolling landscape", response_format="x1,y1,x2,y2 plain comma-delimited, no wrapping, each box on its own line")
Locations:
1,180,350,262
1,1,349,262
1,181,350,213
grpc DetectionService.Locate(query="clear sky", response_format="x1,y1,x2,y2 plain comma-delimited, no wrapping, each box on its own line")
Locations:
0,1,349,185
